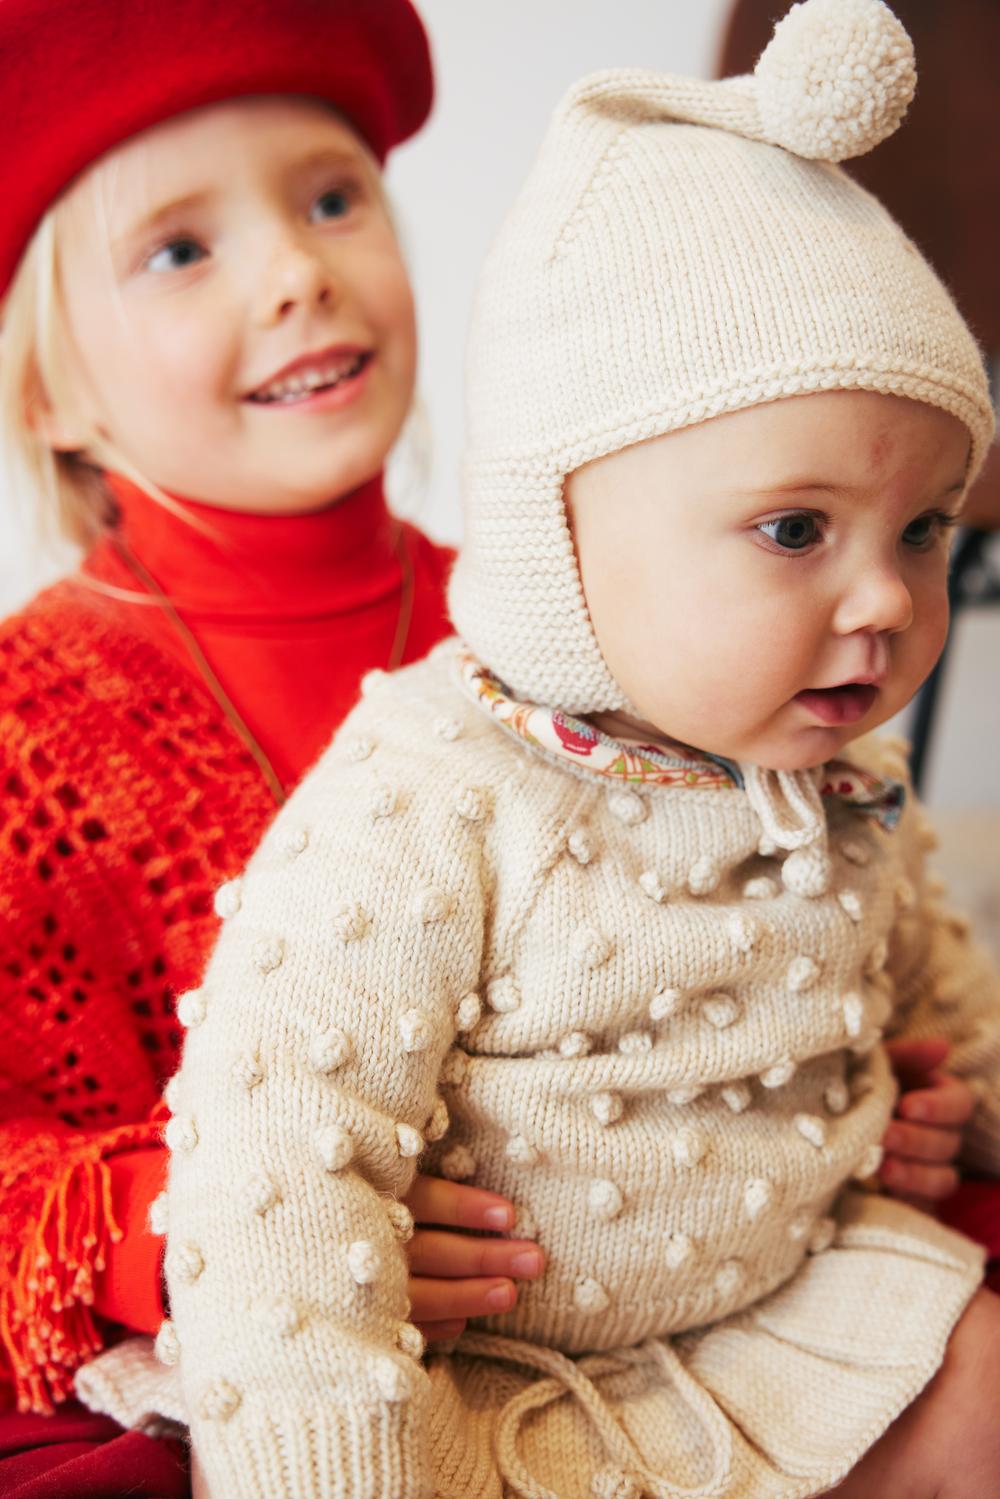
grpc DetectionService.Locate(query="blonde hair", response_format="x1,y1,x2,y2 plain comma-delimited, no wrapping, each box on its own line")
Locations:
0,108,428,556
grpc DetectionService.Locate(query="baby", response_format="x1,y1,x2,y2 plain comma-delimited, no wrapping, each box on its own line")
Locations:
156,2,1000,1495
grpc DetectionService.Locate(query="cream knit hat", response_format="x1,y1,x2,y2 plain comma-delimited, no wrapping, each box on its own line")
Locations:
449,0,995,716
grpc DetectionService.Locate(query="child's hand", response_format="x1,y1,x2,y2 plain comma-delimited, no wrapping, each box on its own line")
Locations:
402,1175,545,1342
880,1036,975,1210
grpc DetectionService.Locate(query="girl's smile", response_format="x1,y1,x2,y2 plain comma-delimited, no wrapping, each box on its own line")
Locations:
42,97,417,515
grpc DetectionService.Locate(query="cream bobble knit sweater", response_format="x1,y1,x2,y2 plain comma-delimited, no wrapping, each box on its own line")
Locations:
154,644,998,1499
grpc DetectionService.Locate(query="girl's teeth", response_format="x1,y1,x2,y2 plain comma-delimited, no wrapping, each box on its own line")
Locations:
255,355,364,403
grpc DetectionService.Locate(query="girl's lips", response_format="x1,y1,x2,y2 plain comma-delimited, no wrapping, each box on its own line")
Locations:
245,351,374,412
794,684,879,726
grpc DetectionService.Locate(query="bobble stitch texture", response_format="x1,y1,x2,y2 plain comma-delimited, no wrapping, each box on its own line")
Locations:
838,889,863,923
395,1123,424,1158
370,784,399,820
231,1052,264,1091
664,1233,694,1270
754,0,916,161
721,1082,752,1113
213,879,242,919
168,1241,204,1284
667,1084,703,1106
787,956,821,992
855,1143,884,1180
163,1074,181,1114
607,789,646,826
591,1091,624,1126
148,1192,169,1236
244,1173,280,1216
638,869,667,904
440,1144,476,1180
346,735,375,762
315,1124,354,1173
165,1115,198,1154
176,989,207,1029
374,1356,411,1402
198,1377,241,1421
414,886,453,923
760,1057,796,1089
825,1079,850,1115
154,1319,180,1367
842,992,866,1038
397,1322,426,1360
347,1240,381,1285
795,1113,828,1149
440,1049,469,1087
672,1128,707,1168
281,826,309,860
513,1206,539,1240
714,1260,744,1297
455,993,482,1032
257,1296,301,1336
332,903,369,942
728,912,757,953
251,936,285,973
588,1179,624,1220
782,846,831,898
399,1008,432,1053
359,668,386,696
744,1178,774,1219
574,1277,610,1313
425,1097,450,1143
743,876,778,900
454,785,490,821
568,829,593,864
573,925,614,968
486,976,521,1013
649,987,682,1021
559,1030,593,1059
506,1134,541,1166
687,856,720,896
701,993,740,1029
385,1200,415,1242
310,1027,353,1073
433,716,463,742
592,1468,641,1499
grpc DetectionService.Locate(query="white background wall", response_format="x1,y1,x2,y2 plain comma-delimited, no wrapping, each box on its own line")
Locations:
1,0,996,808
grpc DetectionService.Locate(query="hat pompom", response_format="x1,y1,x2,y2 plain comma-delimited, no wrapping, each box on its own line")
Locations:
754,0,915,161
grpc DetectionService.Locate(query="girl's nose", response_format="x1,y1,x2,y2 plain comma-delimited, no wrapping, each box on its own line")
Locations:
833,563,914,637
253,239,336,327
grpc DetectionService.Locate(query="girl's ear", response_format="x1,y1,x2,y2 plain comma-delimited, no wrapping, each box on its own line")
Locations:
20,360,92,453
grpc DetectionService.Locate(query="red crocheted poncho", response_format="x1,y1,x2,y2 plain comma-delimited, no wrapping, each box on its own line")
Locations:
0,477,452,1413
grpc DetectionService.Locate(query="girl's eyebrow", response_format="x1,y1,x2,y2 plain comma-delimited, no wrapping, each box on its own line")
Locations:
112,189,214,250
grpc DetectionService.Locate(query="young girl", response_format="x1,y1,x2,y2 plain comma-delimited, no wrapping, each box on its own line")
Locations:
0,0,546,1490
152,1,1000,1495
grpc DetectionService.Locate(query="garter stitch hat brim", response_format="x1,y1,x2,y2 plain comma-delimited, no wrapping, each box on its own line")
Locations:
449,0,995,717
0,0,433,295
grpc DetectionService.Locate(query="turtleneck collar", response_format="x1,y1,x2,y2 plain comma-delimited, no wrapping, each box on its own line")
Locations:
98,471,403,622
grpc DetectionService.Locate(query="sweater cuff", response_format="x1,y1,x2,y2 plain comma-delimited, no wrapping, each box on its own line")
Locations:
193,1394,431,1499
93,1147,168,1334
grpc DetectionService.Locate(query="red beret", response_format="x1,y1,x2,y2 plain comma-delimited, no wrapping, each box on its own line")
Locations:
0,0,433,294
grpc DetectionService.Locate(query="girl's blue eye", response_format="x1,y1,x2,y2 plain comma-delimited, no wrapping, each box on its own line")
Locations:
146,238,206,274
757,513,821,551
310,187,355,223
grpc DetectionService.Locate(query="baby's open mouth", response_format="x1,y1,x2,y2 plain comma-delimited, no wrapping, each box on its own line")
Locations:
246,350,370,405
794,683,879,726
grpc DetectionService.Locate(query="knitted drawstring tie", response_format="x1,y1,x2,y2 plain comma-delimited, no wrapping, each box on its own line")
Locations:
742,765,833,899
461,1330,733,1499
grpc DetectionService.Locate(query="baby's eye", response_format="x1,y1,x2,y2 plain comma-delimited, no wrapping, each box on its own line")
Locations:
756,513,821,551
309,185,358,224
902,511,956,549
145,238,207,274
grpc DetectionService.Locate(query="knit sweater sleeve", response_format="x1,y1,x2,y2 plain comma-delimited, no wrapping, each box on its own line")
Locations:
883,788,1000,1177
164,674,487,1499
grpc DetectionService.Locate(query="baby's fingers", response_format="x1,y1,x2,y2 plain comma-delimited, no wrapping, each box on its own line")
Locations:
883,1119,962,1165
405,1174,514,1232
408,1274,517,1325
879,1155,959,1205
898,1072,976,1128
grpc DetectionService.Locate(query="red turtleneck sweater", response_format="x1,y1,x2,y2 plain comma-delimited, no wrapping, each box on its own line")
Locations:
0,473,452,1407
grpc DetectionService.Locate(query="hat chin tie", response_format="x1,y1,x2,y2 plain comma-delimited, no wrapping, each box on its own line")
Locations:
742,763,833,898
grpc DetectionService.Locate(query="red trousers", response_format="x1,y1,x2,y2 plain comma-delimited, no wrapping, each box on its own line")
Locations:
1,1185,997,1498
